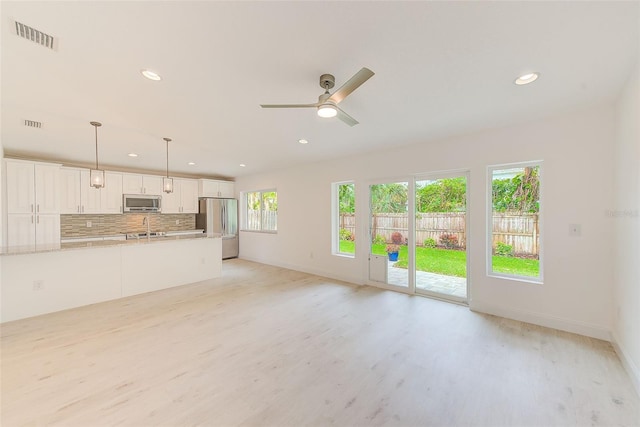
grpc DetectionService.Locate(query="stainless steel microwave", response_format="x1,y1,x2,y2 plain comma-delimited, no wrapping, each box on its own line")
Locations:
123,194,162,212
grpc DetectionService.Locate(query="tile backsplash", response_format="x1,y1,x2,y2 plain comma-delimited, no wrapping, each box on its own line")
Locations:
61,213,196,238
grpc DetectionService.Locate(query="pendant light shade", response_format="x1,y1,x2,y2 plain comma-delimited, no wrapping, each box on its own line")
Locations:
89,121,105,189
163,137,173,193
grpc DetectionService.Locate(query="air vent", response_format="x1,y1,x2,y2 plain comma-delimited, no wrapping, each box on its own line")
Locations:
24,119,42,129
14,20,56,50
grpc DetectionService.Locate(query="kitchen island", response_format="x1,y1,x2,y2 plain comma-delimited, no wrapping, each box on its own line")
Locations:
0,235,222,322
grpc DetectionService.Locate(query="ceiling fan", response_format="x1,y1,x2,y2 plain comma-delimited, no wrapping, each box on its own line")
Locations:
260,67,375,126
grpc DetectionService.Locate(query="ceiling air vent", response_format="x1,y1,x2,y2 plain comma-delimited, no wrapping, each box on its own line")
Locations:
24,119,42,129
14,20,56,50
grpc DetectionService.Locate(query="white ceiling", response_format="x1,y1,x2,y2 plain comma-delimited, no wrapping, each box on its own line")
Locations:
1,1,638,179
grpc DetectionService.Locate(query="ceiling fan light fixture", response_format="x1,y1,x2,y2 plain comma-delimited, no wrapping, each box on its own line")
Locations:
317,104,337,118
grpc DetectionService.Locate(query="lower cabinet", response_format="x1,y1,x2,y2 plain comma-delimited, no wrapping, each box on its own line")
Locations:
6,213,60,250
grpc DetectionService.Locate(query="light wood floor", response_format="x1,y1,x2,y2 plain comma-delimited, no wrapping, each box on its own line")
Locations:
1,259,638,426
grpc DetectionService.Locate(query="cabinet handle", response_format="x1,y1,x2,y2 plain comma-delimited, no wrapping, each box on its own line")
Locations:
37,204,40,213
31,204,34,213
37,215,39,224
31,215,34,224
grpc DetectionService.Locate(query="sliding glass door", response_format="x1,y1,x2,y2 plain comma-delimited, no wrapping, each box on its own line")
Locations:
368,172,468,303
414,173,468,302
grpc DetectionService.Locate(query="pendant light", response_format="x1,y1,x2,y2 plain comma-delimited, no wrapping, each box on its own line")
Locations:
163,137,173,193
89,121,105,189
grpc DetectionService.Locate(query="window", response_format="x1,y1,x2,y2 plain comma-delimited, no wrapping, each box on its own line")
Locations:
244,189,277,232
332,182,355,256
488,163,542,282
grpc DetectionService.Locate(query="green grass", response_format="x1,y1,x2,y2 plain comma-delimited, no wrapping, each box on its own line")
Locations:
338,240,539,278
491,256,539,277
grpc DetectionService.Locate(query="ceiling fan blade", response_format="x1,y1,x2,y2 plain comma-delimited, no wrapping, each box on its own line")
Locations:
335,106,359,127
260,103,318,108
328,67,375,104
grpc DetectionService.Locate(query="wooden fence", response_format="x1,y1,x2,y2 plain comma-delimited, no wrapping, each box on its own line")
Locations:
340,212,539,256
247,209,277,231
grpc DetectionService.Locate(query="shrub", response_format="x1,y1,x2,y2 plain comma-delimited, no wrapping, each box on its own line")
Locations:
339,229,354,241
495,242,514,257
423,238,437,248
391,231,404,244
385,244,400,253
439,233,459,249
373,235,386,245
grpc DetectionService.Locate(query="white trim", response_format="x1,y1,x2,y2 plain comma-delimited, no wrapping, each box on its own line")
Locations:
611,331,640,398
470,299,611,341
238,255,364,287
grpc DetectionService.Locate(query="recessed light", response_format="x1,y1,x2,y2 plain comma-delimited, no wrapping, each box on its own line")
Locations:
128,153,138,157
239,164,246,167
514,72,539,85
188,162,195,166
298,139,309,144
141,69,162,81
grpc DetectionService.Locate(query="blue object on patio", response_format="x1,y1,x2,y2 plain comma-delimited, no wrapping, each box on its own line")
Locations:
388,252,399,261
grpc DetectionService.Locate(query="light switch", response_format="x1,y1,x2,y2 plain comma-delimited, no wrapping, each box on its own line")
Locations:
569,224,581,237
86,221,92,228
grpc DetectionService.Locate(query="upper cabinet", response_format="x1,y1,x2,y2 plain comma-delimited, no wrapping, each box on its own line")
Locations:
6,160,60,214
162,178,198,214
59,167,123,214
122,174,163,195
198,179,235,198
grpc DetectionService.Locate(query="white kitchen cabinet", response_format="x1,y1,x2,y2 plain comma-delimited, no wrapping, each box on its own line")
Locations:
35,214,61,246
6,214,36,249
180,179,199,213
122,174,163,195
102,173,123,213
60,168,122,214
5,160,61,249
60,168,82,214
6,161,35,213
198,179,234,198
161,178,198,213
6,160,60,214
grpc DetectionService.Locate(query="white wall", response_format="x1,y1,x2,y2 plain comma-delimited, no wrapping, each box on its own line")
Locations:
236,104,616,340
612,65,640,395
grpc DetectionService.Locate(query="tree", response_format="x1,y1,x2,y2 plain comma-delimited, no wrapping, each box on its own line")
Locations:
338,183,355,214
416,177,466,212
492,166,540,213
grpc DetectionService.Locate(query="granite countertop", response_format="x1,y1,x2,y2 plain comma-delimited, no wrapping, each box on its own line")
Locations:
2,230,219,256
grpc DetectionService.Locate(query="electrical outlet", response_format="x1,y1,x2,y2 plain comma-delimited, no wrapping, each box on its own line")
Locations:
33,280,44,291
200,257,205,264
176,219,180,225
86,221,92,228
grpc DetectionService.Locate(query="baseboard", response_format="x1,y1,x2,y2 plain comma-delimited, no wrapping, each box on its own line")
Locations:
469,300,611,341
237,256,364,287
611,332,640,398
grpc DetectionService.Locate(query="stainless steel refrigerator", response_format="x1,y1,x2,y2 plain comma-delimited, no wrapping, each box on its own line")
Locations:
196,198,239,259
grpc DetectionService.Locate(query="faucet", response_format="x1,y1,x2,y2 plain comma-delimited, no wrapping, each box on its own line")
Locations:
143,215,150,237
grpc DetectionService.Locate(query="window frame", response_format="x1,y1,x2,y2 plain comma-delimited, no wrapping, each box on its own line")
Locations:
487,161,543,284
241,188,278,233
332,181,355,258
